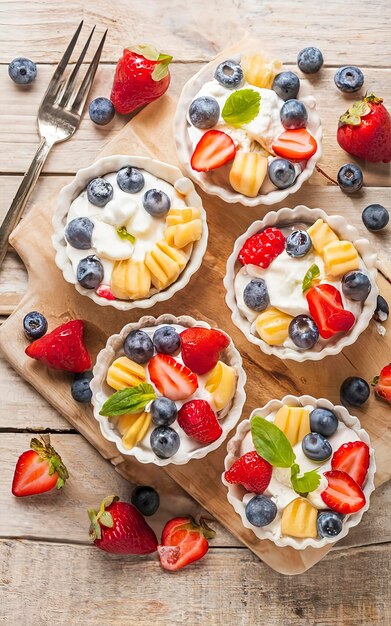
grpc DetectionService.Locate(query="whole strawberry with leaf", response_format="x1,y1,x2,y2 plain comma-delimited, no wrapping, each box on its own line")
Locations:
12,436,69,497
110,44,172,115
337,94,391,163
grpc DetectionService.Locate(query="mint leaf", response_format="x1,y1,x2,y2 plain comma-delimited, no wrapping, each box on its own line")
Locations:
290,463,321,495
222,89,261,127
251,416,296,468
99,383,156,417
302,263,320,293
117,226,135,244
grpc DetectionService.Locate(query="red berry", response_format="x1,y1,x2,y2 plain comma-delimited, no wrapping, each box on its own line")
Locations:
331,441,370,487
238,228,285,268
12,436,69,497
148,354,198,401
25,319,91,373
158,516,215,571
177,399,222,444
306,284,355,339
190,129,236,172
180,327,230,375
373,363,391,404
224,451,272,494
321,470,366,514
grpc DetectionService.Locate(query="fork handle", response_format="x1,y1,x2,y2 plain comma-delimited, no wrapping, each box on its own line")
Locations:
0,138,53,269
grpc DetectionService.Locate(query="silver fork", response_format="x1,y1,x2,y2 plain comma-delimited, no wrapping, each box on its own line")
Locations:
0,21,107,268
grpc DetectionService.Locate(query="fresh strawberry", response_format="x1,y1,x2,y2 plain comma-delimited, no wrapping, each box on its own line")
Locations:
12,436,68,497
372,363,391,404
25,319,91,373
331,441,370,487
110,44,172,115
238,227,285,268
224,451,272,494
88,495,157,554
321,470,366,514
158,516,215,571
272,128,318,160
190,130,236,172
180,327,230,375
177,399,222,444
96,285,116,300
306,284,355,339
148,353,198,401
337,94,391,163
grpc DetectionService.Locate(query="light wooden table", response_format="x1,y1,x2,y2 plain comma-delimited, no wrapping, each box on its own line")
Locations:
0,2,390,624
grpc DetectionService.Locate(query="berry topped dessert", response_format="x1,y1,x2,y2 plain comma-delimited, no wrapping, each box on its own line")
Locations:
223,397,375,548
91,317,246,465
178,50,321,204
226,208,377,360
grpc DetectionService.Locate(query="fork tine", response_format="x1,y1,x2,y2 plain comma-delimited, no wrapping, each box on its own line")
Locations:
41,20,84,104
71,29,107,115
58,25,96,108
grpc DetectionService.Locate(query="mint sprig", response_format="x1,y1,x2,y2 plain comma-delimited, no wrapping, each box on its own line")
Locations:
302,263,320,293
222,89,261,127
99,383,156,417
290,463,321,496
117,226,135,244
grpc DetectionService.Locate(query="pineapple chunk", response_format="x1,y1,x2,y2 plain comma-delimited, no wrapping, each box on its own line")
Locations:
120,411,152,450
106,356,146,391
111,259,152,300
204,360,237,412
242,53,282,89
165,218,203,248
274,405,310,446
166,207,201,227
255,307,293,346
145,240,188,290
229,152,268,197
323,240,359,278
307,219,339,254
281,497,318,538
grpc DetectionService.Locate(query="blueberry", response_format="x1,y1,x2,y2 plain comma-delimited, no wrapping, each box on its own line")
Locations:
302,432,332,462
88,97,115,126
297,47,324,74
310,408,339,438
150,426,180,459
76,255,104,289
150,397,178,426
272,71,300,101
243,279,269,312
342,271,371,302
8,57,37,85
189,96,220,129
268,158,296,189
214,59,243,89
116,167,145,194
280,99,308,130
362,204,389,231
317,511,343,538
334,66,364,93
143,189,171,217
65,217,94,249
373,295,389,323
124,330,154,364
23,311,48,340
71,371,93,403
337,164,363,194
245,495,277,527
340,376,370,406
286,230,312,258
153,326,180,355
131,485,160,516
87,178,113,207
289,315,319,349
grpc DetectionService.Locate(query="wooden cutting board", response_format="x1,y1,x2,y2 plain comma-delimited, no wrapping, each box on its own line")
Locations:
1,86,391,575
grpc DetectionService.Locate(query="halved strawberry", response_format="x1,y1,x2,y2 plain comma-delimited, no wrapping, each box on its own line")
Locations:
190,130,236,172
372,363,391,404
158,516,215,571
177,399,222,444
331,441,370,487
224,451,272,494
306,284,355,339
180,327,230,375
12,436,69,497
148,354,198,401
272,128,318,161
96,285,116,301
25,319,91,372
321,470,366,514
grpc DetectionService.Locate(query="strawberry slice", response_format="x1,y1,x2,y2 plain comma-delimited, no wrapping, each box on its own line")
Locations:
331,441,370,487
224,451,272,494
190,130,236,172
177,399,222,444
180,327,230,375
321,470,366,514
96,285,116,301
306,284,355,339
25,319,91,372
12,436,69,497
272,128,318,160
158,516,215,571
373,363,391,404
148,354,198,401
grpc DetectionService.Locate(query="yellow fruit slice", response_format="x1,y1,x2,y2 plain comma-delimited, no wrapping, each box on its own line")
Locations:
274,405,310,446
229,151,268,197
166,207,201,227
281,497,318,538
121,412,152,450
145,240,188,290
242,53,282,89
204,360,237,412
106,356,146,391
165,218,203,248
323,240,360,278
255,308,293,346
111,259,152,300
307,219,339,254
